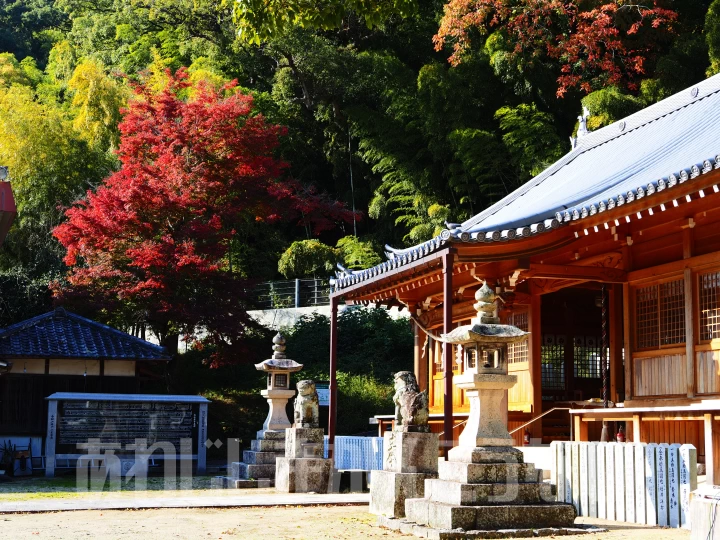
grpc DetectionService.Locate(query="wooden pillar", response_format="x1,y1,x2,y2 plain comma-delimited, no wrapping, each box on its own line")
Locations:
529,293,542,439
705,413,720,486
609,284,624,403
684,267,695,398
442,251,454,456
413,321,428,392
573,416,588,442
622,283,633,401
328,297,339,458
632,415,641,443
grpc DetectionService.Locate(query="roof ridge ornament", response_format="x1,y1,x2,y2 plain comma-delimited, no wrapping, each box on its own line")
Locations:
570,106,591,150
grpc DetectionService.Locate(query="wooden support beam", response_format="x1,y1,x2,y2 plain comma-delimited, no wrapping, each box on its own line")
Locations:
609,284,624,403
685,267,695,399
522,263,626,283
413,321,428,392
328,297,339,458
705,413,720,487
442,250,454,457
529,293,542,439
574,415,588,442
623,283,633,401
632,415,641,443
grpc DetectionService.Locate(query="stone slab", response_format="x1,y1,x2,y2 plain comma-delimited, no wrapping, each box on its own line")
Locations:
285,427,324,458
377,516,606,540
230,462,276,480
275,457,333,493
211,476,273,489
242,450,282,465
369,470,429,518
405,499,576,530
425,479,554,506
251,438,285,452
257,429,286,440
446,446,523,465
384,431,439,474
438,461,539,484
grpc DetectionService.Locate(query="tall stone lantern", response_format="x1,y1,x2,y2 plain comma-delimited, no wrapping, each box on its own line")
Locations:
401,282,577,532
442,281,528,457
255,333,303,437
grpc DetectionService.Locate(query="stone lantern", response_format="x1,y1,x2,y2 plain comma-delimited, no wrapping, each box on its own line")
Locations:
254,333,303,436
442,281,527,452
401,282,577,532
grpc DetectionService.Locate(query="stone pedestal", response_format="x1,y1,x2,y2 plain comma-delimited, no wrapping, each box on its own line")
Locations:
399,372,576,532
260,388,295,433
275,426,332,493
370,431,439,518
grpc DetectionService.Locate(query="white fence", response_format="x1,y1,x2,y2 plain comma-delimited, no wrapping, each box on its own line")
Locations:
551,441,697,529
323,436,384,470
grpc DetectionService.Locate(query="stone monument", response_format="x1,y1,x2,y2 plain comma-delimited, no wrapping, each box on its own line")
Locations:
216,333,303,488
395,282,577,533
370,371,439,518
275,379,333,493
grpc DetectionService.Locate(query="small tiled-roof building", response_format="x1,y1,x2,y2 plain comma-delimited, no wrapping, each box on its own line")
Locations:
0,308,171,436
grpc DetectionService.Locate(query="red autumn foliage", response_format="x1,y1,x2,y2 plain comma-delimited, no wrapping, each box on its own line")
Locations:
52,69,355,365
434,0,678,96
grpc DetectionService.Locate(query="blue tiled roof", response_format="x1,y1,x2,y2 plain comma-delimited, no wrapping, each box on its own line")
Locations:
332,74,720,291
0,308,170,360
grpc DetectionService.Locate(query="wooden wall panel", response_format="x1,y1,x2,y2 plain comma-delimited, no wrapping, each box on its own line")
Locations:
697,350,720,395
508,364,532,413
640,419,705,460
633,354,686,396
694,222,720,257
631,232,683,270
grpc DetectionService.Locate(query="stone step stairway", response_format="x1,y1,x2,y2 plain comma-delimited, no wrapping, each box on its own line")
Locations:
213,430,285,488
404,447,576,531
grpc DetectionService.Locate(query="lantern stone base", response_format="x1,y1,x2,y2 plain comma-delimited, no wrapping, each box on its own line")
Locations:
401,449,576,531
215,429,286,488
275,457,333,493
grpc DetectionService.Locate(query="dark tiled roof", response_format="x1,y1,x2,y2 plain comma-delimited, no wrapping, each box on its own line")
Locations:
332,73,720,291
0,308,170,360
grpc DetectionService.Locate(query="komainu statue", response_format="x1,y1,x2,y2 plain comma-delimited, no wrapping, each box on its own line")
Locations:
393,371,429,432
294,379,319,428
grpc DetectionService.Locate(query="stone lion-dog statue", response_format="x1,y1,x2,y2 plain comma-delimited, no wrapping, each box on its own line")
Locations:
393,371,429,432
294,379,320,428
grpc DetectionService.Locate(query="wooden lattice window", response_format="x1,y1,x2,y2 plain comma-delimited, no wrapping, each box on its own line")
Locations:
507,310,529,363
541,335,565,389
634,278,686,349
699,271,720,341
573,336,602,378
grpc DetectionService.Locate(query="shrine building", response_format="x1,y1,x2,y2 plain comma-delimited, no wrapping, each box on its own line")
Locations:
326,73,720,483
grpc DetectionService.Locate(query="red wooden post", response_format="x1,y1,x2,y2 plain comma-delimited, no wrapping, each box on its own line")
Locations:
328,296,339,459
442,250,454,457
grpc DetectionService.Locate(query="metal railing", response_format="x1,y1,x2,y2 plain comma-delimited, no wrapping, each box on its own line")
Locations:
253,279,330,309
508,407,572,436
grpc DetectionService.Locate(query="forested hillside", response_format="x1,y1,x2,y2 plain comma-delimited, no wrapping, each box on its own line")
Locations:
0,0,717,344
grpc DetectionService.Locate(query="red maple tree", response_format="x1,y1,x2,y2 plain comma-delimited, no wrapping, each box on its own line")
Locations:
53,69,354,364
434,0,677,96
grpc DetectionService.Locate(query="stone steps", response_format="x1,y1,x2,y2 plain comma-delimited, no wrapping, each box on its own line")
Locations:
425,479,555,506
438,461,541,484
230,462,277,480
243,450,281,465
405,498,576,531
251,439,285,452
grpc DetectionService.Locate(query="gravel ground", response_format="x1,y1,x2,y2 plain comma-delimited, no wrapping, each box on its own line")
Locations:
0,505,692,539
